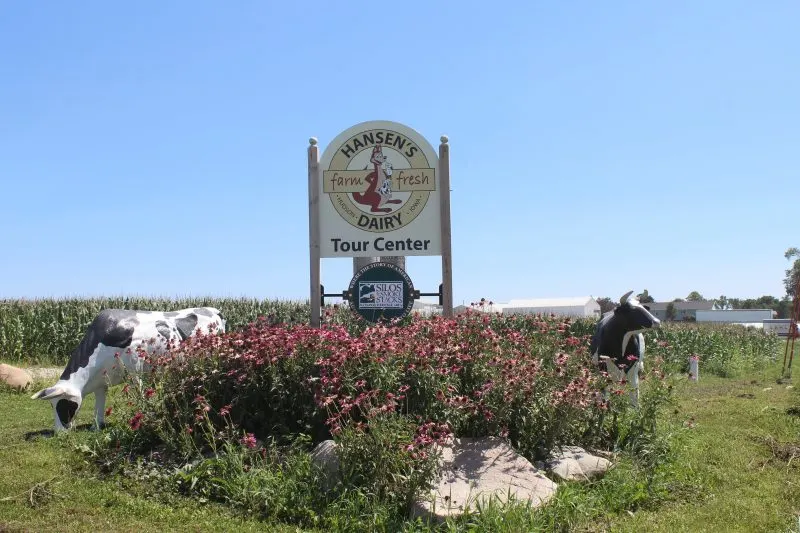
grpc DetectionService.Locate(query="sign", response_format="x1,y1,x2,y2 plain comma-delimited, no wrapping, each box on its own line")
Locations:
318,120,441,258
347,262,415,323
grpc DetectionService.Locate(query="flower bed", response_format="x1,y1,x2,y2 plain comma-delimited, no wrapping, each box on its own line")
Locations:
77,309,691,531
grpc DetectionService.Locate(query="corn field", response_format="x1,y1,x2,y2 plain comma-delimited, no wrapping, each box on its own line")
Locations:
0,299,785,375
0,297,311,365
646,322,783,377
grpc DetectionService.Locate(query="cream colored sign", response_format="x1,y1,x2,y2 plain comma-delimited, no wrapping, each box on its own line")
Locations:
318,121,441,257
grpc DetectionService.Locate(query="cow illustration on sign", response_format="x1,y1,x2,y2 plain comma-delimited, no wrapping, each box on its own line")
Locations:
352,144,401,213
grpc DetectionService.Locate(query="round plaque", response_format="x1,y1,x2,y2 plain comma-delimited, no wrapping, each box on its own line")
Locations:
347,262,415,323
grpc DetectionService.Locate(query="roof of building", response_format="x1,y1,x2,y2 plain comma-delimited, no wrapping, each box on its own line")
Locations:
505,297,598,308
644,300,715,311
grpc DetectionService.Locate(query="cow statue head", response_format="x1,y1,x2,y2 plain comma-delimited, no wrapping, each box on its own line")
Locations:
31,383,83,431
611,290,661,332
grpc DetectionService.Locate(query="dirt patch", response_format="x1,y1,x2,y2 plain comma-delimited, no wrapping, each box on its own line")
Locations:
751,436,800,469
26,367,62,382
737,393,756,399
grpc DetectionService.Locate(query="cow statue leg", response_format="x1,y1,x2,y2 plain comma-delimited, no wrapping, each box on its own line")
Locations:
626,363,641,408
93,387,108,430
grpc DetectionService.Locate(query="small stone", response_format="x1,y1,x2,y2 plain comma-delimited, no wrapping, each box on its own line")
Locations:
546,446,613,481
310,440,340,491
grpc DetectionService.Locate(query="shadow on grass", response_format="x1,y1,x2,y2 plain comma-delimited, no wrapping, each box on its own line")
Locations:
24,423,94,441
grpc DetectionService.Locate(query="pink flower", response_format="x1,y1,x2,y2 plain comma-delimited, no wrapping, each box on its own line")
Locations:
240,433,257,449
128,412,144,430
144,388,155,399
219,404,232,417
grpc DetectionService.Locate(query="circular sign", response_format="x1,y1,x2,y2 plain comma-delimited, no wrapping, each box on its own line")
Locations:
320,121,438,234
347,262,415,323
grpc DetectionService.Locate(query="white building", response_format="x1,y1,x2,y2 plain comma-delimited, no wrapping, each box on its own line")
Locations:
412,300,443,316
501,297,601,318
696,309,776,324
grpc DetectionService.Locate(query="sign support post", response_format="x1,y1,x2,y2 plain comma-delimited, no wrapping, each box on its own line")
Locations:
439,135,453,317
308,137,321,327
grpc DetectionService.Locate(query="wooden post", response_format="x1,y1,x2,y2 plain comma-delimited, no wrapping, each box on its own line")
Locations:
308,137,321,327
439,135,453,317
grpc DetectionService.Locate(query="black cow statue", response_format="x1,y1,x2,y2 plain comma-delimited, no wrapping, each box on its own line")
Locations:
590,291,661,406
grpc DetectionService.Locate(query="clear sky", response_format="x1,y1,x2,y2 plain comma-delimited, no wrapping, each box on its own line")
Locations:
2,1,798,306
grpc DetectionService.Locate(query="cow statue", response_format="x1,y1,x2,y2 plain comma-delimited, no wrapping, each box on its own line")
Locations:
590,291,660,407
31,307,226,432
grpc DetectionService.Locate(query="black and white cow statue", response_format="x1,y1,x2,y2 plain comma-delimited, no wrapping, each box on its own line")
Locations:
31,307,226,432
590,291,661,407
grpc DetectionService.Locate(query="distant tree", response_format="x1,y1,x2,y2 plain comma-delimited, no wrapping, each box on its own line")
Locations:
778,296,794,319
672,298,685,302
755,295,780,308
665,302,677,321
713,295,731,310
636,289,655,303
729,295,790,318
596,297,617,314
784,247,800,298
686,291,704,302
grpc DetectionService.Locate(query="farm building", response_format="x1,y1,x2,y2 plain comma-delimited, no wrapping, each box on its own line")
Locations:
412,300,443,316
501,297,601,318
645,300,715,321
695,309,776,324
453,302,506,315
763,319,793,336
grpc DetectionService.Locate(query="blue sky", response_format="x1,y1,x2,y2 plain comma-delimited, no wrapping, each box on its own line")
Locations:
1,1,798,306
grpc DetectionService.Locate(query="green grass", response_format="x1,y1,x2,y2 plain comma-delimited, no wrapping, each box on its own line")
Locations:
594,366,800,532
2,368,799,532
0,378,294,533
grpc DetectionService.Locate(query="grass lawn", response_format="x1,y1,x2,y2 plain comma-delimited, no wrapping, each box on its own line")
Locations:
1,365,798,532
594,365,800,532
0,378,290,533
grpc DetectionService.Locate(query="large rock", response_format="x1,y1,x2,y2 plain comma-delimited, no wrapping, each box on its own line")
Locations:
0,363,32,391
544,446,612,481
412,437,558,521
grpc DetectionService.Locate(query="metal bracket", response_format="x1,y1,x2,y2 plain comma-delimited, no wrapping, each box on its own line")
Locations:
320,285,350,307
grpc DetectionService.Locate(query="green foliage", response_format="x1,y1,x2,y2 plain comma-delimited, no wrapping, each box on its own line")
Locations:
729,294,793,318
595,297,617,314
0,297,310,365
636,289,655,303
334,415,442,520
784,247,800,298
686,291,704,302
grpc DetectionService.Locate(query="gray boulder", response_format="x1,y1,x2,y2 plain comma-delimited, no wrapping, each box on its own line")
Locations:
412,437,558,521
